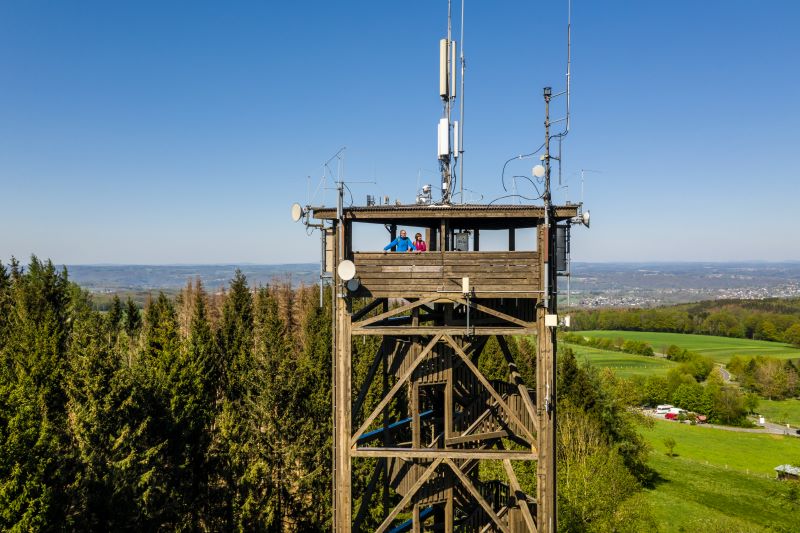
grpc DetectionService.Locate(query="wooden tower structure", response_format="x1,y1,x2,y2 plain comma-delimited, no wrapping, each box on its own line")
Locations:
311,201,580,532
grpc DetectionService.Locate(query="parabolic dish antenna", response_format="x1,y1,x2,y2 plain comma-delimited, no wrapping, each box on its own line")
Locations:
290,203,304,222
532,165,546,179
337,260,357,281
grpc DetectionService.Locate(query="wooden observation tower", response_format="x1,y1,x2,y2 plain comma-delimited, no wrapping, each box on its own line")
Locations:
309,200,580,532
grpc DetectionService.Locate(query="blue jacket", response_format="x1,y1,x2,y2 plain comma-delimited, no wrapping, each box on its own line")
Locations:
384,236,416,252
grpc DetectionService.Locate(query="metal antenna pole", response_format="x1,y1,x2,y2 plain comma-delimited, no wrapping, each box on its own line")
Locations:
458,0,465,203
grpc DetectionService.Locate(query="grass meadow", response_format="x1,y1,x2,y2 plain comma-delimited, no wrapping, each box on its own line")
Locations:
641,419,800,532
577,330,800,363
757,398,800,428
565,343,677,378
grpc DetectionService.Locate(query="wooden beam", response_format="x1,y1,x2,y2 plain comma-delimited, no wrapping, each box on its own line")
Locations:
353,326,535,336
444,458,511,533
455,297,535,329
353,459,384,531
333,223,353,533
353,339,391,422
445,430,509,446
351,297,386,322
350,335,442,446
502,458,538,533
375,458,443,533
352,296,437,328
443,335,536,444
353,448,537,460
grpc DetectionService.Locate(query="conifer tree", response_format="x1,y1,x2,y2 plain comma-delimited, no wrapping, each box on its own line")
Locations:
108,294,123,332
124,296,141,338
212,270,255,529
0,257,75,530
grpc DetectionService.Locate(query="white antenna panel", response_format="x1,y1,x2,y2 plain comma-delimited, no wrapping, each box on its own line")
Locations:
439,39,448,98
453,121,459,156
450,40,457,98
438,118,449,158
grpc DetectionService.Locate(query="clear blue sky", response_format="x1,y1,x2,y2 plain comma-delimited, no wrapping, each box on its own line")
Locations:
1,1,798,264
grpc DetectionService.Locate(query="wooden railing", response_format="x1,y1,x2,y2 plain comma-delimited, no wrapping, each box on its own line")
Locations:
351,251,540,299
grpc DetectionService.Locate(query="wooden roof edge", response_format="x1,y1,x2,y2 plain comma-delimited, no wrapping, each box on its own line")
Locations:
311,203,581,222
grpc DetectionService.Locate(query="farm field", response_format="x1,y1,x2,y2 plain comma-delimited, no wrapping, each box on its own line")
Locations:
641,419,800,532
565,343,677,378
757,398,800,428
577,330,800,363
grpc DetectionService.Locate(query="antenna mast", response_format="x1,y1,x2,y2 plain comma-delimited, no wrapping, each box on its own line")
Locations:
438,0,459,204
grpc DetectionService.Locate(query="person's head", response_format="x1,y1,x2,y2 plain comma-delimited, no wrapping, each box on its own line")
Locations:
415,233,423,241
400,230,407,238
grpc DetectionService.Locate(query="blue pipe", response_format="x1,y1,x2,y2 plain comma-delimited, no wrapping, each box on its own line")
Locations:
357,410,435,443
387,506,434,533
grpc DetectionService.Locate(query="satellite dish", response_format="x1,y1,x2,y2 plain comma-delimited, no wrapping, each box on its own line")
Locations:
346,278,361,292
290,203,304,222
337,260,357,281
532,165,546,179
582,210,590,228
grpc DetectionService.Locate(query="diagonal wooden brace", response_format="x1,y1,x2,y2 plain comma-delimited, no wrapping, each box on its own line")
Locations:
443,334,536,445
351,334,442,447
444,458,511,533
352,296,438,329
375,458,444,533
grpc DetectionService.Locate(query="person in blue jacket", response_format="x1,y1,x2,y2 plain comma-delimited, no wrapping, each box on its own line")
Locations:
383,229,416,253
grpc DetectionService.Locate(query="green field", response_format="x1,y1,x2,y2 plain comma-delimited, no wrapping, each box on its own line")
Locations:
641,419,800,532
757,398,800,427
578,330,800,363
566,343,677,378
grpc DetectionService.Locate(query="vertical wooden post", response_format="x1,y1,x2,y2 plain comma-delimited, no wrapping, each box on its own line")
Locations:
333,220,352,533
473,229,480,251
444,346,454,533
509,228,516,251
382,302,390,521
536,224,556,533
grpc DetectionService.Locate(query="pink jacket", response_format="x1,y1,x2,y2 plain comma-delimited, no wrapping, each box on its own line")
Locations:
414,239,427,252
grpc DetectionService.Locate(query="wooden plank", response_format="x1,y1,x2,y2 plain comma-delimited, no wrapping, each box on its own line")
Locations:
381,265,444,273
353,448,537,460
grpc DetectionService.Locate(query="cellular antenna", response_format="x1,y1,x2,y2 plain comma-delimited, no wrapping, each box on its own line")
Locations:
437,0,460,204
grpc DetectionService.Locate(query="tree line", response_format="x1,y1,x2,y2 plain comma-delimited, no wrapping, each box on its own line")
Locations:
0,257,331,531
571,298,800,346
1,257,657,532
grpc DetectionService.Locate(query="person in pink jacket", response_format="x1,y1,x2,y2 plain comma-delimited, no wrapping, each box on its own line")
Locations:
414,233,427,252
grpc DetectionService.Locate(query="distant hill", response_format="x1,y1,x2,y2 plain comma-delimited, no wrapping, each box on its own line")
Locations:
63,261,800,308
65,264,321,293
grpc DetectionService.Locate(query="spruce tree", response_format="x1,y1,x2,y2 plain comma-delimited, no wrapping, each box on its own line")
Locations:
0,257,75,530
212,270,255,529
108,294,123,332
124,297,141,338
